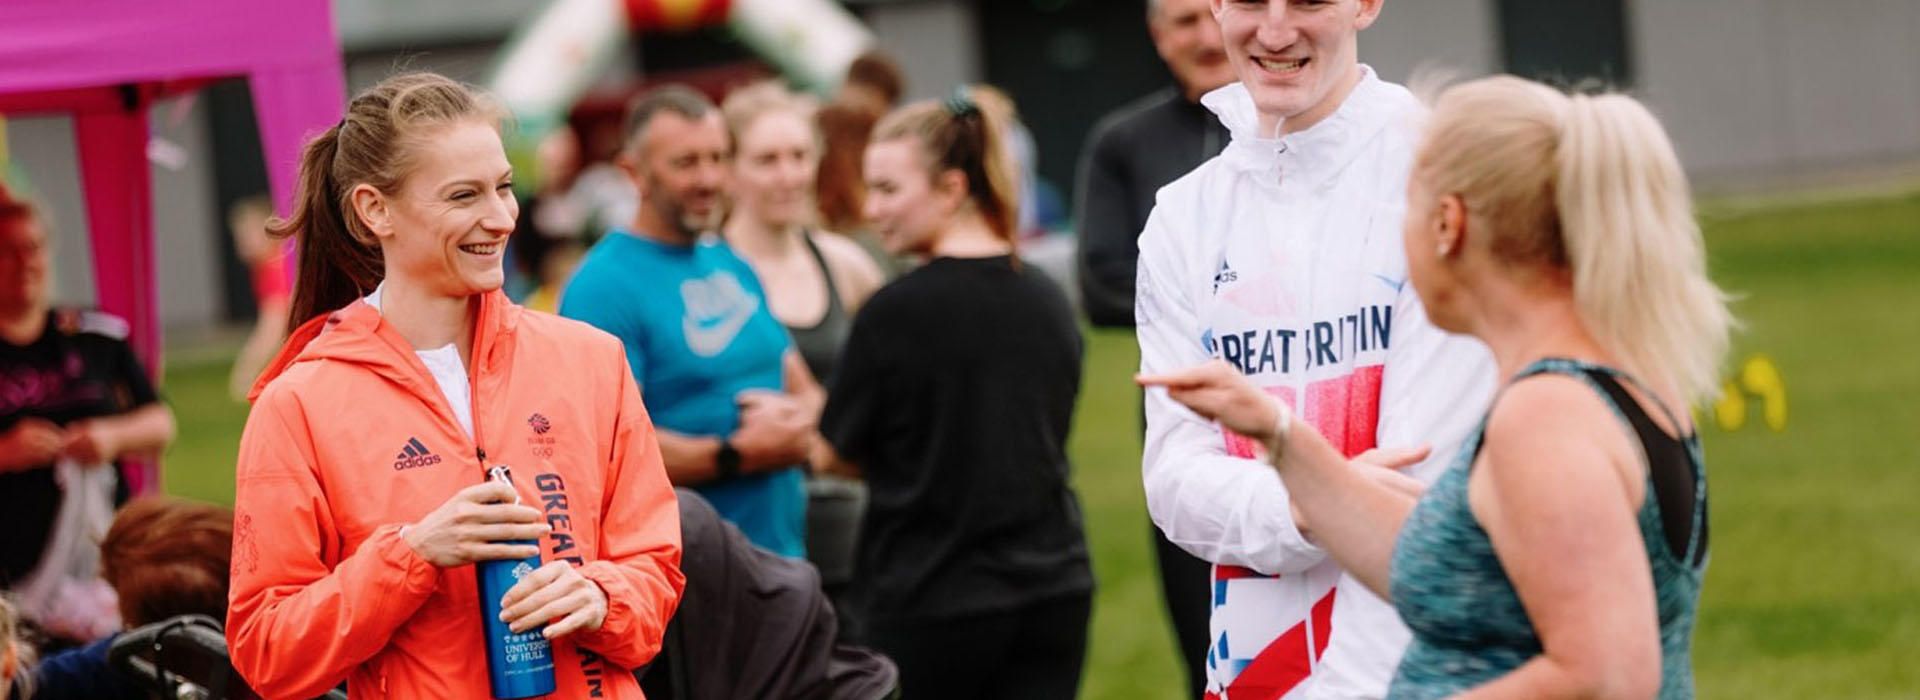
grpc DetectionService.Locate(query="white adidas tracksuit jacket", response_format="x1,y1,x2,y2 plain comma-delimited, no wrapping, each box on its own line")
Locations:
1136,68,1496,700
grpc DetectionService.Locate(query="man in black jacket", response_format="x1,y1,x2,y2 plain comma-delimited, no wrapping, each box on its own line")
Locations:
1076,0,1233,327
1073,0,1233,696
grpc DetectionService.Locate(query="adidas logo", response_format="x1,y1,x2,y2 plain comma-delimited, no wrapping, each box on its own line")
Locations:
392,437,443,471
1213,258,1238,294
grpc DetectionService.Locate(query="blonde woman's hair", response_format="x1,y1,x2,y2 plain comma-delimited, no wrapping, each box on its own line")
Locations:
720,80,821,153
871,84,1024,248
1416,75,1733,403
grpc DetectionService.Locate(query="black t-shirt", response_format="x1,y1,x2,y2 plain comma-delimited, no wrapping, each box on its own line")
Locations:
0,310,158,585
821,256,1093,621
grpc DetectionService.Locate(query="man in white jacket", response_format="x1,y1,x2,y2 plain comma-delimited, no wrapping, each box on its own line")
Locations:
1136,1,1495,698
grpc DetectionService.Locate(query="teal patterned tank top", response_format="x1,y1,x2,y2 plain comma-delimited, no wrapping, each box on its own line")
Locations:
1386,358,1709,699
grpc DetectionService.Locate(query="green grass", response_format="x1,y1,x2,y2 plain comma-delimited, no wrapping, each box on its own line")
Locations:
1685,193,1920,699
158,193,1920,698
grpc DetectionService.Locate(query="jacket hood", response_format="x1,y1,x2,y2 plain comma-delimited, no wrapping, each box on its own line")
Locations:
1201,65,1422,188
248,289,522,403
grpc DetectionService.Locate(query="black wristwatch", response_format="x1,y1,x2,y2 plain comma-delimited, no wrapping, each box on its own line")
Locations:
714,440,742,481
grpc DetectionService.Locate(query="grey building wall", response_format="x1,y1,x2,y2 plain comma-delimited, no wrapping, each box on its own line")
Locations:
334,0,542,53
1363,0,1501,85
1632,0,1920,182
864,0,983,101
345,44,505,93
1231,0,1920,185
149,96,224,329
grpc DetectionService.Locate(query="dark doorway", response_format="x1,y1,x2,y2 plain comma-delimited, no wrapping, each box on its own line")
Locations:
975,0,1168,221
203,79,270,323
1497,0,1635,88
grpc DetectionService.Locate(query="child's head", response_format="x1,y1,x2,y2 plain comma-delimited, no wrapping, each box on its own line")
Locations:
100,496,236,627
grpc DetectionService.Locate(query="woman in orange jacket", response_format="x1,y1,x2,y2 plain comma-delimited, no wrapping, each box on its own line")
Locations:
227,72,684,700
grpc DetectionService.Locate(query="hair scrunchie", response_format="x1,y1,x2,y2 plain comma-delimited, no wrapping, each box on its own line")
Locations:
943,86,979,119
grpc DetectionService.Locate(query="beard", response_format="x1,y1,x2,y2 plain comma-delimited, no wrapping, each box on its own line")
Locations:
676,205,720,237
641,195,715,242
647,179,725,240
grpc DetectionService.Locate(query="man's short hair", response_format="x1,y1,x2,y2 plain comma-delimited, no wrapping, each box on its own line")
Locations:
621,84,718,159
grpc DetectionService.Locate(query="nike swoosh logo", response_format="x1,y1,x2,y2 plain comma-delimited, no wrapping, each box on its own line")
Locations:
684,306,755,357
1371,273,1406,292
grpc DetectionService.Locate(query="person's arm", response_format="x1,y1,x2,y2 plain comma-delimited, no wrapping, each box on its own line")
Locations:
808,320,868,478
652,350,817,485
702,350,823,482
563,342,685,668
1075,122,1142,327
809,434,861,479
561,280,724,484
63,333,176,464
1140,361,1415,590
62,403,174,465
0,418,66,472
816,295,897,481
226,389,443,700
782,349,826,419
652,430,726,484
654,419,808,484
699,345,829,482
230,297,290,400
1453,379,1663,700
1135,206,1326,574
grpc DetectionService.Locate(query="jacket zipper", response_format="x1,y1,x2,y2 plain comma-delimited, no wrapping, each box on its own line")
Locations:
457,300,495,479
468,316,489,476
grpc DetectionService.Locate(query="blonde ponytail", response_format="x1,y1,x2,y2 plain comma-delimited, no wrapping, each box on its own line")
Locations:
1556,93,1732,403
1417,76,1733,404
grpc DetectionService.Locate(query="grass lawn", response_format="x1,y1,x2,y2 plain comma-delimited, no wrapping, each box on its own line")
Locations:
156,192,1920,698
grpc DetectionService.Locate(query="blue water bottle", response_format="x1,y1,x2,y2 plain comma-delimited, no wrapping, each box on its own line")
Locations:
476,464,558,698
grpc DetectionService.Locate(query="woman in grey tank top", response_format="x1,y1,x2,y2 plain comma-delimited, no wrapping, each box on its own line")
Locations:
719,80,887,633
1141,76,1732,699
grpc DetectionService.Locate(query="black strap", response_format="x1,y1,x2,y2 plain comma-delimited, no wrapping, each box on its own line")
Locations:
1510,359,1705,567
801,230,845,318
1579,368,1706,567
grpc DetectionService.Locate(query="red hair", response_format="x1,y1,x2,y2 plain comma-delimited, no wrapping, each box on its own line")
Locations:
99,496,235,627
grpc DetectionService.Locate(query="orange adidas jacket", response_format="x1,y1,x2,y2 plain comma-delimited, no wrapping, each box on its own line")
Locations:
228,291,684,699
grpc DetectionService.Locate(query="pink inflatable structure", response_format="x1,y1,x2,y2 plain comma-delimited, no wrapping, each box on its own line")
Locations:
0,0,345,492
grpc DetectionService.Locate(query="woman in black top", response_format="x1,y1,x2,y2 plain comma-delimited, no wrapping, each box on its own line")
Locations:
815,85,1093,700
0,188,176,643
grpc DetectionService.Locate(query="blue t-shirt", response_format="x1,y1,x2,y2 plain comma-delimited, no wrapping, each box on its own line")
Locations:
559,230,805,557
